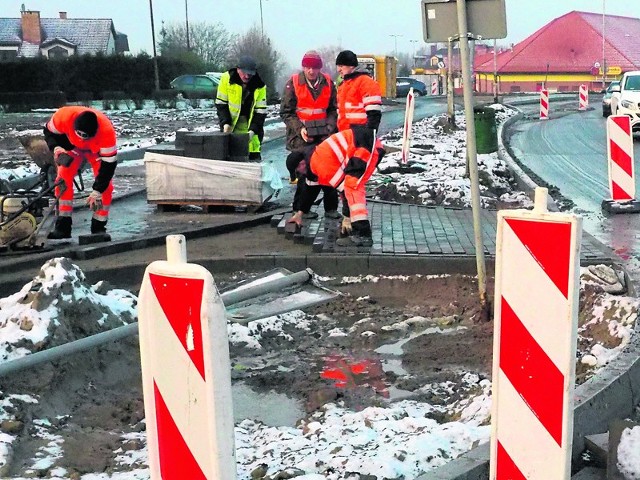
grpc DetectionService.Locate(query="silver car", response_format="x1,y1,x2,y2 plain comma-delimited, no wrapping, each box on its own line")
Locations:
602,80,620,117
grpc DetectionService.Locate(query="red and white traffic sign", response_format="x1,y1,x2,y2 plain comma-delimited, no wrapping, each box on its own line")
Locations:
607,115,635,202
490,188,581,480
138,235,236,480
540,89,549,120
401,87,415,164
579,84,588,111
431,79,438,96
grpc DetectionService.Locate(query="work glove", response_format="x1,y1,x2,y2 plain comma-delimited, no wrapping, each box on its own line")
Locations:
86,190,103,211
341,217,352,235
301,127,310,143
248,130,256,141
53,146,74,167
223,124,232,133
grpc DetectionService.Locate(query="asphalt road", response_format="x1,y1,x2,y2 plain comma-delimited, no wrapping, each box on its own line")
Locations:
508,97,640,287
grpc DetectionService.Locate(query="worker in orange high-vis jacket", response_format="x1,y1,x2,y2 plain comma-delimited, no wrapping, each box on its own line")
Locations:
43,106,118,240
288,127,385,247
335,50,382,135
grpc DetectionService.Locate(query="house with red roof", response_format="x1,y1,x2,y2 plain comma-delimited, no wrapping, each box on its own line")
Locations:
475,11,640,94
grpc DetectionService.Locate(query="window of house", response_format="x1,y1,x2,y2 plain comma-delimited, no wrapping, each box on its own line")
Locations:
48,46,70,59
0,49,18,62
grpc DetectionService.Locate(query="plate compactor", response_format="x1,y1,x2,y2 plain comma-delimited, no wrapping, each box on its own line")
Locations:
0,135,112,253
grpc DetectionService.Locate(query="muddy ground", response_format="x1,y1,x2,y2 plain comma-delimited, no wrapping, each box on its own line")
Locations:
0,263,631,478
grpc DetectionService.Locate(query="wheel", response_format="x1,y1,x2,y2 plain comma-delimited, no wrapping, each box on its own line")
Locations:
414,91,423,97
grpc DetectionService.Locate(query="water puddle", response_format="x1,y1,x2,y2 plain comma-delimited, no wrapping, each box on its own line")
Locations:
232,382,305,427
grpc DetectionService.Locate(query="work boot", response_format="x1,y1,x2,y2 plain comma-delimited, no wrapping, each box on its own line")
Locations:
47,216,72,239
325,210,342,219
91,218,108,234
302,211,319,220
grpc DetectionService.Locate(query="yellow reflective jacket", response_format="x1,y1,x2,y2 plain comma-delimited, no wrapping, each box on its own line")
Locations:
215,68,267,153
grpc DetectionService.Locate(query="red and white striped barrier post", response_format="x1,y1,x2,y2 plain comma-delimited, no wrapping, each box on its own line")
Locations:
401,87,415,164
578,84,588,111
540,89,549,120
431,79,438,96
490,187,582,480
602,115,640,212
138,235,236,480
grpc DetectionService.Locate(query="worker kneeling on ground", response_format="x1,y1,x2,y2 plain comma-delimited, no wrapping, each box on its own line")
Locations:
288,126,384,247
44,106,118,240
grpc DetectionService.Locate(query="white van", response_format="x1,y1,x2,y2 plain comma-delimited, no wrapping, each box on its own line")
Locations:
610,71,640,131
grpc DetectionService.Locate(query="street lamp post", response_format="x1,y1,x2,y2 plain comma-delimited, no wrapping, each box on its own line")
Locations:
389,34,402,58
409,39,418,67
259,0,264,35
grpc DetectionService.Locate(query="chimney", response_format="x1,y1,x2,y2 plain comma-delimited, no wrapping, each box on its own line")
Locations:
59,12,67,19
21,10,41,44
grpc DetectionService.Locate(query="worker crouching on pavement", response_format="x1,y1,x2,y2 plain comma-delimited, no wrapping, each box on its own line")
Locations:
43,106,118,240
288,126,384,247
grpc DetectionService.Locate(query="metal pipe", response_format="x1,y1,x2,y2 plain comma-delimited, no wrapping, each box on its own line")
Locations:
0,269,313,377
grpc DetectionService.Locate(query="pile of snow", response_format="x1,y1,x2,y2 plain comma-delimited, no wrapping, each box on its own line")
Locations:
375,105,533,209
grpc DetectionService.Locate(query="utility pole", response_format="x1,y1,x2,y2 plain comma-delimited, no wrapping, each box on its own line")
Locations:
148,0,160,91
456,0,488,316
447,38,455,127
493,39,498,103
260,0,264,35
602,0,606,88
185,0,191,51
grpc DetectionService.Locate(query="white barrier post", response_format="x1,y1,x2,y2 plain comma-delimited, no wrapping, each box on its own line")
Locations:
602,115,640,213
490,187,582,479
540,89,549,120
578,84,588,111
138,234,236,480
431,79,438,96
401,87,415,165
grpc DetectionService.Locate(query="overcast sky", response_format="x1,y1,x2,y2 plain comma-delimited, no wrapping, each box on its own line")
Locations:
3,0,638,67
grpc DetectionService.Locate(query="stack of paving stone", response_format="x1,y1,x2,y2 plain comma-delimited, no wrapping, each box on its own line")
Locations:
270,206,371,254
146,130,250,162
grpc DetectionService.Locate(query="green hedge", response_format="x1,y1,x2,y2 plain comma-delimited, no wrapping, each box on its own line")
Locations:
0,53,204,101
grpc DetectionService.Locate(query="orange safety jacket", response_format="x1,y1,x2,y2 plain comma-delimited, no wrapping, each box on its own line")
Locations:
292,72,332,123
337,73,382,131
309,128,382,192
46,106,117,159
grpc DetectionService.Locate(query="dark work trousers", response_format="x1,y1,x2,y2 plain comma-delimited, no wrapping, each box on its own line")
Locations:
287,150,339,213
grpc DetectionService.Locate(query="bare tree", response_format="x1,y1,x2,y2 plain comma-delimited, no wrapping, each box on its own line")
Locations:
227,25,285,103
315,45,343,80
159,21,234,71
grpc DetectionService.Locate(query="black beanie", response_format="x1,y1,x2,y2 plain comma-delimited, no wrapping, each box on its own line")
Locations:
74,111,98,137
335,50,358,67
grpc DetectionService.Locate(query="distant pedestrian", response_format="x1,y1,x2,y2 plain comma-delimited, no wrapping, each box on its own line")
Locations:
43,106,117,240
216,55,267,160
280,50,340,219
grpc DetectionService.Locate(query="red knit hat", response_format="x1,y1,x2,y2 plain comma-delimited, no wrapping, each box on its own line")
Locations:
302,50,323,69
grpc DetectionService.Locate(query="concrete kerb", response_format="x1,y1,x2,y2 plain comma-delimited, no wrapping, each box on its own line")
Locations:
420,104,640,480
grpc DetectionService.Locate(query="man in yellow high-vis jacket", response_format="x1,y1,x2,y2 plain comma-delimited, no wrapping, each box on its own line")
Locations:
215,55,267,160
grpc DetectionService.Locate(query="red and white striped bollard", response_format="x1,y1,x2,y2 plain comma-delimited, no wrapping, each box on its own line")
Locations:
578,84,588,111
431,79,438,96
490,187,581,479
540,89,549,120
138,235,236,480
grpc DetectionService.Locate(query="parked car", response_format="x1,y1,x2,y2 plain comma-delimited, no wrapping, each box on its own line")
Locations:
170,74,219,98
610,71,640,131
602,80,620,117
396,77,428,97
